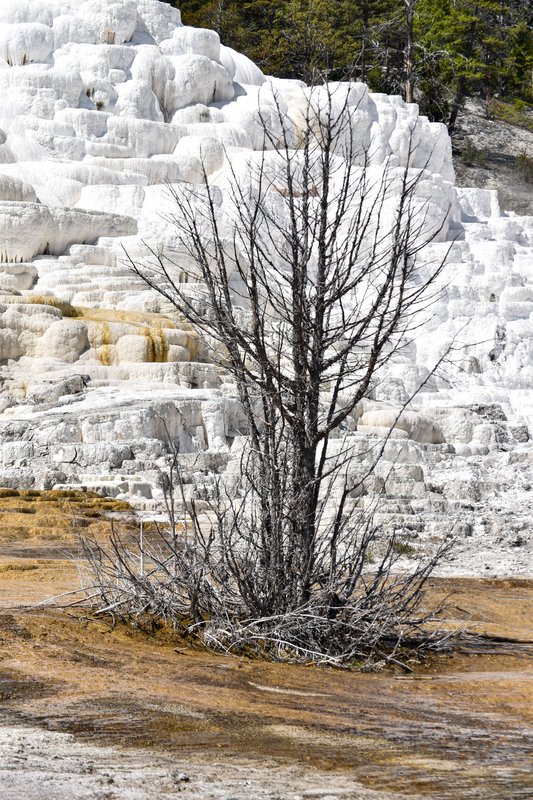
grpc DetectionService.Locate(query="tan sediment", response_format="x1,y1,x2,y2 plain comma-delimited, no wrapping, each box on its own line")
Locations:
0,492,531,799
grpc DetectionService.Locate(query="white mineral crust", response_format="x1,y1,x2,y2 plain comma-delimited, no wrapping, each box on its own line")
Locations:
0,0,531,575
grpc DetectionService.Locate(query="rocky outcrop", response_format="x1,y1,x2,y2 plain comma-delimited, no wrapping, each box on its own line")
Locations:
453,98,533,217
0,0,531,575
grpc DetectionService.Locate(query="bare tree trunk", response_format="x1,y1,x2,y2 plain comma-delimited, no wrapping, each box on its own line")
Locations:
404,0,416,104
359,3,371,83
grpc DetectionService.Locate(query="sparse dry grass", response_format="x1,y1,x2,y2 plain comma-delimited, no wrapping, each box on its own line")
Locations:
0,561,40,573
487,98,533,133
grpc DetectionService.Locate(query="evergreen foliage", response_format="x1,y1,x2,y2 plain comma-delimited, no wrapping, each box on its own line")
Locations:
168,0,531,124
414,0,533,123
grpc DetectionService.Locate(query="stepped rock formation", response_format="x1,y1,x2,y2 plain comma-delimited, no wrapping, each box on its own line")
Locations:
0,0,531,574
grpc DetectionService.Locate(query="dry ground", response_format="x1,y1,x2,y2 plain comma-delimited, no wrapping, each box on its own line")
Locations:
0,491,531,800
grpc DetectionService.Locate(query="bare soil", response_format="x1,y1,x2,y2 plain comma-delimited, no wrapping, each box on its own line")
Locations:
0,492,532,800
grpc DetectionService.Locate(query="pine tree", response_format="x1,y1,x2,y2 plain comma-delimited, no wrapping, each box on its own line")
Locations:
167,1,532,110
415,0,533,120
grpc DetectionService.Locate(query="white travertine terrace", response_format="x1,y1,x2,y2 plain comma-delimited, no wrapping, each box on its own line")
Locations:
0,0,531,573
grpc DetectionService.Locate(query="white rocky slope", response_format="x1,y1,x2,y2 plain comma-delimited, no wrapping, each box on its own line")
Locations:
0,0,531,575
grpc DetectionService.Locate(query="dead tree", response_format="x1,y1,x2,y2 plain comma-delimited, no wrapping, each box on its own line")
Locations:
86,84,456,666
